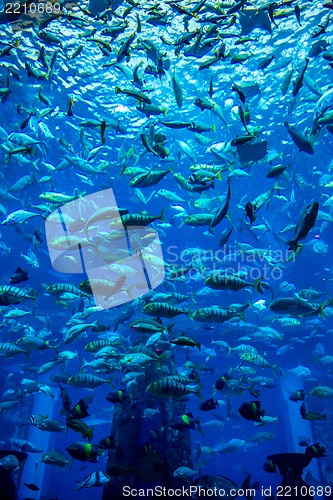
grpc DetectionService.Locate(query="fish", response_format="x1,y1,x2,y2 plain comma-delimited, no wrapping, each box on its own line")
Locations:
289,390,306,402
66,442,104,462
269,297,326,317
199,399,219,411
66,419,93,441
238,401,265,422
287,202,319,251
284,122,314,154
245,201,256,225
41,450,72,468
174,466,198,479
67,374,113,389
0,2,333,496
146,377,203,399
24,483,40,491
205,273,263,293
170,332,202,350
209,179,231,228
77,471,110,491
292,59,310,97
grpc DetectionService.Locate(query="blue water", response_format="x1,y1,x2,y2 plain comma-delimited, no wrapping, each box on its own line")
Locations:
0,1,333,499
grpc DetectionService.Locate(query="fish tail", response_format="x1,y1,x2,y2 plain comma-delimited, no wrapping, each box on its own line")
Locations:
186,308,193,320
253,277,263,293
319,300,328,319
157,352,168,368
167,322,176,334
197,420,205,437
45,340,62,349
196,384,204,400
238,312,246,322
87,428,93,442
159,206,166,222
288,240,298,251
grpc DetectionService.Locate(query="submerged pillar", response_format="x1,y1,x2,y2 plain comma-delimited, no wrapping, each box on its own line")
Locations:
0,450,27,500
103,351,193,499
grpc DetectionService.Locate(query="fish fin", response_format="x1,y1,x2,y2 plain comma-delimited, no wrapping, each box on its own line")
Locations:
288,240,297,251
167,322,176,334
195,384,204,401
186,307,193,320
159,206,166,222
253,277,263,293
87,428,93,442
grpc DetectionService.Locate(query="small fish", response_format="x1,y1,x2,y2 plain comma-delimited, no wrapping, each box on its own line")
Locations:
24,483,40,491
174,466,198,479
77,471,110,491
9,267,28,284
238,401,265,422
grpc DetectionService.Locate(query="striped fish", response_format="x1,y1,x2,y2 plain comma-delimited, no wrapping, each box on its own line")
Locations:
146,376,203,399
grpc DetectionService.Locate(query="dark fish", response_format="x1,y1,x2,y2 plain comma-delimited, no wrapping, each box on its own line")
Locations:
232,83,246,103
66,442,102,462
199,398,219,411
67,97,74,116
289,389,305,402
284,122,314,154
266,164,286,178
209,76,214,98
66,398,90,421
268,297,326,317
263,460,277,473
10,267,28,284
215,373,232,390
219,227,232,247
238,401,265,422
258,54,274,70
245,201,256,225
210,179,231,228
288,201,319,251
292,59,309,97
171,412,202,433
300,401,307,417
268,3,278,28
299,436,310,447
24,483,40,491
305,443,326,458
302,410,327,421
101,119,106,144
98,435,115,449
58,383,71,414
106,390,128,404
295,5,302,26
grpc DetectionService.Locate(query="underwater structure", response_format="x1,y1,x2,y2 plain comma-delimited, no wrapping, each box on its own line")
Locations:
102,349,193,498
0,0,333,499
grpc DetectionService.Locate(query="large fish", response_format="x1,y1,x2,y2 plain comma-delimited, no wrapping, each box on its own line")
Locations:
288,201,319,250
